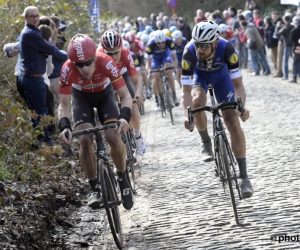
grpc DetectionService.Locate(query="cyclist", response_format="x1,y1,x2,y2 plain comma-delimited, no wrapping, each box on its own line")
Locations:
98,29,146,156
181,21,253,198
58,34,134,209
145,30,179,110
172,30,188,88
123,39,141,71
124,31,150,99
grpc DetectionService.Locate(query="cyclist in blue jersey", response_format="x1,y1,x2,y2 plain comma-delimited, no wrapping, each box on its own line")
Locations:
145,30,179,110
181,21,253,198
172,30,188,88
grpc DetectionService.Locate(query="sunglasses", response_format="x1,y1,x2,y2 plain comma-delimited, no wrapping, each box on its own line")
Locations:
129,41,134,44
74,58,95,68
194,42,211,50
156,41,165,45
105,49,120,56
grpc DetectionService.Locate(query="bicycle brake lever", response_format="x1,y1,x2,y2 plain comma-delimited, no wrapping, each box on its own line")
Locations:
237,98,245,117
187,106,194,132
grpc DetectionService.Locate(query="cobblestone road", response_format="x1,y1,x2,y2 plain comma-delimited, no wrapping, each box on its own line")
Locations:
63,68,300,250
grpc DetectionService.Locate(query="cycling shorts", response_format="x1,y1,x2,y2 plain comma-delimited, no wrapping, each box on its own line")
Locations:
151,50,173,69
137,55,145,67
193,68,235,103
72,84,119,127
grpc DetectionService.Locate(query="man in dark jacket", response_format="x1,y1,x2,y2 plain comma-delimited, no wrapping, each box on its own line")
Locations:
289,16,300,83
276,15,293,80
177,17,192,41
264,16,278,70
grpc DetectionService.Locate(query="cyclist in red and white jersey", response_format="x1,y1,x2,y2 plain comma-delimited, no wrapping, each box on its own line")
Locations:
98,29,146,156
124,31,151,99
58,34,134,210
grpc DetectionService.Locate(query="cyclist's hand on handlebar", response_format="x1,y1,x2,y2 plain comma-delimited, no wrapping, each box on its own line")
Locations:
59,129,72,145
135,95,144,105
117,118,130,133
184,117,194,131
236,108,250,122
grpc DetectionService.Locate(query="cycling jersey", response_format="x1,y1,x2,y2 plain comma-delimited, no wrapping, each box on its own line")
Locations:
59,52,125,94
174,37,188,69
131,39,145,57
145,37,176,68
181,37,242,103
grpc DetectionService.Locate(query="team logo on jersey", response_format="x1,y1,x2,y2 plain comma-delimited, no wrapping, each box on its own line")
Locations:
181,59,191,71
170,42,175,49
146,47,151,53
134,59,139,66
229,53,239,65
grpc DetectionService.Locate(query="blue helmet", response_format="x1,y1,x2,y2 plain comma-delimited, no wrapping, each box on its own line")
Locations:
170,26,177,33
145,25,153,33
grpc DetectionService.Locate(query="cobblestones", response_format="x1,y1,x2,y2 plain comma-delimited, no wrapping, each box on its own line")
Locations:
62,66,300,249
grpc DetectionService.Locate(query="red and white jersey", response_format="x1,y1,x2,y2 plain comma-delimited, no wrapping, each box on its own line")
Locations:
97,46,137,76
59,52,125,94
131,39,145,57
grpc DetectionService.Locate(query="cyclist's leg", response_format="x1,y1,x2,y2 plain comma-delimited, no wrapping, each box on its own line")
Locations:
98,84,134,209
177,57,182,88
72,88,100,206
191,74,214,162
151,57,164,110
163,51,179,106
215,74,253,197
122,71,146,155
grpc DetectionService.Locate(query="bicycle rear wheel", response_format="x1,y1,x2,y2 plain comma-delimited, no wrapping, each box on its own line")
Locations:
218,135,239,225
99,159,123,249
125,132,136,193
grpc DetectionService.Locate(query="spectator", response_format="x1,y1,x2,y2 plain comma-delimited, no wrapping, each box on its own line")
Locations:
289,16,300,83
234,14,247,69
177,17,192,41
194,9,206,24
223,10,231,25
239,20,271,76
212,11,225,25
264,16,278,71
136,16,145,32
275,14,293,80
156,20,163,30
149,13,157,30
272,11,284,78
228,6,238,31
163,15,175,29
19,6,58,143
245,0,261,11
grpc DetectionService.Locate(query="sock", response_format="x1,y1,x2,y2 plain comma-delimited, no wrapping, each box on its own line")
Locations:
198,128,211,142
134,129,141,139
155,95,159,103
88,177,98,191
117,170,126,182
237,158,247,178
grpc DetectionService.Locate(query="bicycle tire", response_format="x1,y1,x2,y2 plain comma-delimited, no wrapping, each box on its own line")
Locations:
125,133,136,193
218,135,239,225
99,159,123,249
165,85,174,125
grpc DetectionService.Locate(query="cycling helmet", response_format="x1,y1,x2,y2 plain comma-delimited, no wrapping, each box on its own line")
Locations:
154,30,166,43
170,26,177,33
68,34,96,62
172,30,183,40
163,29,172,38
219,24,227,34
124,31,136,42
123,27,129,33
122,39,130,50
141,33,149,44
136,31,143,39
192,20,220,43
100,29,122,51
145,25,153,33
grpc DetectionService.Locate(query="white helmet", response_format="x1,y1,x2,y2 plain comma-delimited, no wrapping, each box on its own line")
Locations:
219,24,227,33
172,30,183,40
154,30,166,43
141,33,149,43
122,39,130,50
136,31,143,39
192,20,220,43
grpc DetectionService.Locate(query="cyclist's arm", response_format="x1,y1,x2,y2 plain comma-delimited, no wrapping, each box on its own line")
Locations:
58,93,71,121
171,53,178,69
130,74,142,98
146,57,152,72
232,76,246,107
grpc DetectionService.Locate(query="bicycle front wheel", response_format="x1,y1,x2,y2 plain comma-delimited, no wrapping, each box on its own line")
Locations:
99,159,123,249
218,135,239,225
165,85,174,125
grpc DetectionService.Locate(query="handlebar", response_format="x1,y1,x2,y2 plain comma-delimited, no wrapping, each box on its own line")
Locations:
187,98,245,130
150,66,174,73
